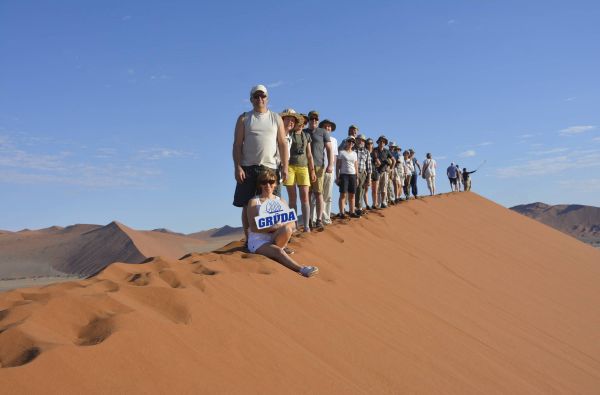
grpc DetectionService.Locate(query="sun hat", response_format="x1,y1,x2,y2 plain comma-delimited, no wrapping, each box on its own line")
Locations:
280,108,304,124
376,135,388,144
250,84,268,97
366,138,374,144
307,110,319,120
348,124,359,131
388,141,397,148
319,119,337,131
356,134,367,141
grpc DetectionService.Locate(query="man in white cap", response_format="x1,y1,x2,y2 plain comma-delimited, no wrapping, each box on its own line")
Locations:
233,84,289,245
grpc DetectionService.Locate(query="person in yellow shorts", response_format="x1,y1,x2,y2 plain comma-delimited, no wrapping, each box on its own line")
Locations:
280,109,316,232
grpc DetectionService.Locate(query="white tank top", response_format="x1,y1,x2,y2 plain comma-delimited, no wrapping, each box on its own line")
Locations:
241,110,280,169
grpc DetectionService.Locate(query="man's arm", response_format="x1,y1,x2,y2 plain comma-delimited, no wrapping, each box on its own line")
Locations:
233,113,245,183
325,142,334,173
306,139,317,182
276,116,289,182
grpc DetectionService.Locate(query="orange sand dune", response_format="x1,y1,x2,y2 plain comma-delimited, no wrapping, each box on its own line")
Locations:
1,193,599,394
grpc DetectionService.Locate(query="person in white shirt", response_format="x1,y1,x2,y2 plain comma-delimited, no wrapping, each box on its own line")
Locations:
320,119,338,225
336,137,360,219
422,153,437,195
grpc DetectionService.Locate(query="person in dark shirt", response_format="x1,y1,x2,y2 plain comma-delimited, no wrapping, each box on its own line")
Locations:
462,168,477,191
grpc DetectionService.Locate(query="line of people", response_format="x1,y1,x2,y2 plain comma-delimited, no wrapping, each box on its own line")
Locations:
232,84,474,277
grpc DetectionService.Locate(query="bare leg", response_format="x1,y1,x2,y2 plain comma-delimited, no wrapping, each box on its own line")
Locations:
349,193,355,213
273,223,294,248
299,185,310,231
363,182,370,207
286,185,297,214
255,243,302,272
242,206,249,241
371,180,379,207
339,192,347,216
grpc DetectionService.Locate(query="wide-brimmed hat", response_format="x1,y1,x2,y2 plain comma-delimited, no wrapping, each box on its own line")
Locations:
356,134,367,141
280,108,304,125
388,141,397,148
319,119,337,131
346,136,356,144
376,135,388,144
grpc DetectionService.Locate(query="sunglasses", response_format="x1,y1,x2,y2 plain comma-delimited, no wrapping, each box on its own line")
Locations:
252,93,267,99
260,179,277,185
310,117,319,121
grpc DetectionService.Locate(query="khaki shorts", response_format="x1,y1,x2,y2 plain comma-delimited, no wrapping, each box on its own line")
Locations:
284,165,311,187
310,166,326,193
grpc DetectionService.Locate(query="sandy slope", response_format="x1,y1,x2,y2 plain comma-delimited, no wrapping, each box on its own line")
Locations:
0,193,599,394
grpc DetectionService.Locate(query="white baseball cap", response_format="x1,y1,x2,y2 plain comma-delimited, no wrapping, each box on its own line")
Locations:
250,84,268,97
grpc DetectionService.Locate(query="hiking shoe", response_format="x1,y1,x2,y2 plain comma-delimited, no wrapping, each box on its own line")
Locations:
299,266,319,277
350,213,360,218
337,213,347,219
315,219,324,228
381,203,388,208
284,247,295,255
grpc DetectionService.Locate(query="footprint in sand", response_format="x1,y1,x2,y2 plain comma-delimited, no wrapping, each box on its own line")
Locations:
75,315,115,346
127,272,152,286
158,270,183,288
0,328,42,368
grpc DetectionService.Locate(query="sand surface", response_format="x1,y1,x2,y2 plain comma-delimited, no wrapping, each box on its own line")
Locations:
0,193,599,394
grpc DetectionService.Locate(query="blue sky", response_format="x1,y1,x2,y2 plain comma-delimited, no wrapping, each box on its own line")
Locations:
1,1,599,232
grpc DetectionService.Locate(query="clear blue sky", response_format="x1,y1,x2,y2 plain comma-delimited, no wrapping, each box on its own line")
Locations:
1,1,599,232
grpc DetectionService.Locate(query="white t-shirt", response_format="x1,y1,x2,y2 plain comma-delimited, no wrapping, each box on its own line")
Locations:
338,150,358,175
323,135,338,168
423,158,437,177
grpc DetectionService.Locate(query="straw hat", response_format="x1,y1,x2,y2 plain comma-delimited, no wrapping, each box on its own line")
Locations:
280,108,304,125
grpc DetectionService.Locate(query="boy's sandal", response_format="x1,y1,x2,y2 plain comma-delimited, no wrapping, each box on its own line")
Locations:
299,266,319,278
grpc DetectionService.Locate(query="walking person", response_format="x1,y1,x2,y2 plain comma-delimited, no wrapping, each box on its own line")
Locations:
408,149,421,198
422,153,437,196
233,84,289,246
320,119,338,225
447,162,459,191
304,111,333,229
372,135,395,208
462,168,477,191
354,134,371,214
247,169,318,277
336,137,359,218
280,109,316,232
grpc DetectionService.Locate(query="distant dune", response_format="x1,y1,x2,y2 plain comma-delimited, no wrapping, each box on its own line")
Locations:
0,223,241,280
0,193,599,393
511,202,600,247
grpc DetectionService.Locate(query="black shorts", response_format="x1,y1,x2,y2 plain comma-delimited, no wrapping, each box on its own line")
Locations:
449,177,458,185
338,174,357,194
371,170,379,182
233,165,278,207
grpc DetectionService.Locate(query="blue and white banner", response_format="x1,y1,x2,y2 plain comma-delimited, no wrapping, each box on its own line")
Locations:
255,199,297,230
